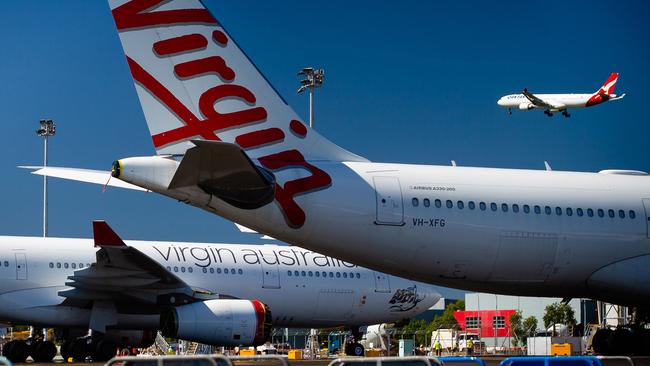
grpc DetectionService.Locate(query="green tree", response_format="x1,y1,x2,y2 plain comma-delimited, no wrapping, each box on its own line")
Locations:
543,302,576,336
510,311,539,347
401,319,429,346
430,300,465,330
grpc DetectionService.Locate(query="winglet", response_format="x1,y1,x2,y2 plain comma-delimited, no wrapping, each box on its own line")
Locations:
92,220,126,247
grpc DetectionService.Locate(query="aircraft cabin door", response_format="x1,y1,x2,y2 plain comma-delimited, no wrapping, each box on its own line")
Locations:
373,271,391,293
643,198,650,238
373,176,404,226
15,253,27,280
260,252,281,289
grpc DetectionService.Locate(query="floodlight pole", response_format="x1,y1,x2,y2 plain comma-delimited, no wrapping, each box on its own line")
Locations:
36,119,56,237
297,67,324,129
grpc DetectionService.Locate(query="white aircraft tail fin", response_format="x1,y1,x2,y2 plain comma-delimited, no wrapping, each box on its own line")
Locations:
108,0,365,163
596,72,619,96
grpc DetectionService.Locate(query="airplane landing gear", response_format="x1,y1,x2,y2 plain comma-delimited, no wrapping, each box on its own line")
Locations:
1,340,29,363
562,110,571,118
344,326,365,356
508,108,512,115
544,110,553,117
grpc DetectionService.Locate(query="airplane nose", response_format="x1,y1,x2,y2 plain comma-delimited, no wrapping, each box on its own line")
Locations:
497,97,505,106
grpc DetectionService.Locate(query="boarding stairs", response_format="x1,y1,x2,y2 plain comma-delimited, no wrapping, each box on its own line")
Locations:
185,341,199,355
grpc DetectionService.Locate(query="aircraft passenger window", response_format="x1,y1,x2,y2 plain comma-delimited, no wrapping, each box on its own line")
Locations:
173,266,178,272
512,204,519,213
57,263,61,268
301,271,306,276
217,268,222,274
287,270,292,276
480,202,487,211
79,263,84,268
238,269,243,275
181,267,186,273
356,273,361,279
577,208,584,217
446,200,453,208
336,272,341,278
350,272,355,278
64,263,69,269
202,268,207,273
523,205,530,213
534,206,541,214
71,263,77,269
598,209,605,218
555,207,562,216
501,203,508,212
566,208,573,216
210,268,214,274
49,262,54,268
329,272,334,278
423,198,430,207
435,199,442,208
309,271,313,277
629,210,636,219
412,198,419,207
457,201,464,209
188,267,193,273
468,201,475,210
343,272,348,278
491,203,497,211
618,210,625,218
231,268,236,274
545,206,552,215
608,209,615,218
294,270,299,276
315,271,320,277
587,208,594,217
323,271,327,277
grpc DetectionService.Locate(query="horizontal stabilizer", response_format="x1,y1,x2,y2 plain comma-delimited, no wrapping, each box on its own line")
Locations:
19,166,147,191
169,141,276,209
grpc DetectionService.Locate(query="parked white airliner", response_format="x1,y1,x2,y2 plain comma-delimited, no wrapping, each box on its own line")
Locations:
30,0,649,335
497,73,625,117
0,221,439,362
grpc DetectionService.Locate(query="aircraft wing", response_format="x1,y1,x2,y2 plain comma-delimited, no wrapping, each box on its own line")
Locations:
59,221,219,307
522,88,551,108
19,166,147,191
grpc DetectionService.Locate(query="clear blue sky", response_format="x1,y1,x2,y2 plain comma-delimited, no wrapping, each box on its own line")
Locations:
2,1,648,246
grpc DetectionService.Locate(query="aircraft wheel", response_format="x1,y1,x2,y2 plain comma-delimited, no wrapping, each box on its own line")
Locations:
345,342,364,356
1,341,14,359
608,328,634,355
70,338,91,362
94,339,117,361
60,340,72,361
4,340,29,363
33,340,57,362
592,328,611,355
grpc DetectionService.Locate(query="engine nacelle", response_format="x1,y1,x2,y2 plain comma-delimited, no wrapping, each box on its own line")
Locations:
160,299,271,346
519,102,535,110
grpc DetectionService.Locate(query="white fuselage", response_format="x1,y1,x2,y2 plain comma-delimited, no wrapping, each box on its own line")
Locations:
124,158,650,306
0,237,439,329
498,93,594,110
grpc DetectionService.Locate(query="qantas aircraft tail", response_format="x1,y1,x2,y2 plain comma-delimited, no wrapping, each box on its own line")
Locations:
596,72,619,96
108,0,365,162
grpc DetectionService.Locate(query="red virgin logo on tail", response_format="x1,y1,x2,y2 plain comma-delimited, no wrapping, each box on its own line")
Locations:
113,0,331,228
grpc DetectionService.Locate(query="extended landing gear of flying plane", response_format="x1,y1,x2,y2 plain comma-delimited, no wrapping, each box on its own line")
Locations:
562,110,571,118
508,108,512,115
544,110,553,117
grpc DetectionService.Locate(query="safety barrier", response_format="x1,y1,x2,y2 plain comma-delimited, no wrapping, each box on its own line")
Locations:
499,356,604,366
438,356,487,366
596,356,635,366
105,354,291,366
228,355,290,366
328,356,443,366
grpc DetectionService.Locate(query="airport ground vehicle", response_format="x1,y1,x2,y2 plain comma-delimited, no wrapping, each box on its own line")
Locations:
431,330,483,353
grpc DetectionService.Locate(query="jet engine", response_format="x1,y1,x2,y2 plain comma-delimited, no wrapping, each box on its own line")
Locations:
160,299,271,346
519,103,535,110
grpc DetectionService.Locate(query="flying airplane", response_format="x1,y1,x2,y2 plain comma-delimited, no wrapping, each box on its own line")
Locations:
28,0,650,355
497,73,626,117
0,221,440,362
